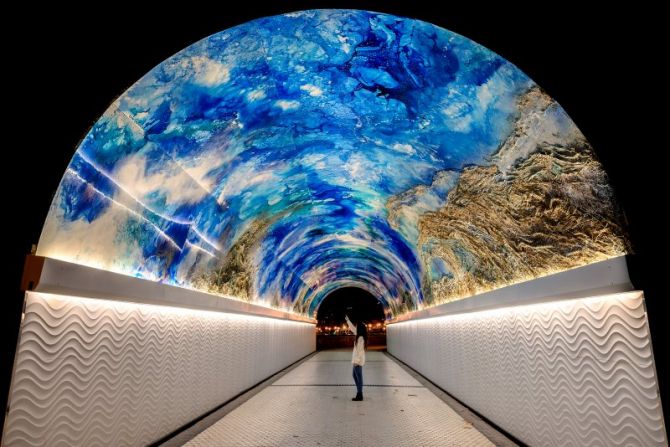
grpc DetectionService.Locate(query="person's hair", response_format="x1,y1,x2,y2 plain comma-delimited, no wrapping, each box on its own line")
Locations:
356,321,368,349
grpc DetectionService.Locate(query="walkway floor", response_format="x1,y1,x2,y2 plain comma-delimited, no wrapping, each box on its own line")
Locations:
182,350,497,446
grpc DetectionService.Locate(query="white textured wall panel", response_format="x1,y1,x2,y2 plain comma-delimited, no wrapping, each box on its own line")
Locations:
387,292,666,446
3,292,315,446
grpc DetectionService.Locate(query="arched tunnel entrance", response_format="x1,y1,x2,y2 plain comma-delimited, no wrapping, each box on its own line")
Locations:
316,287,386,350
3,8,666,447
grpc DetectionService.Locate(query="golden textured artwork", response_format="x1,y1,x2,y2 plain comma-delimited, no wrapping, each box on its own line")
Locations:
414,88,629,304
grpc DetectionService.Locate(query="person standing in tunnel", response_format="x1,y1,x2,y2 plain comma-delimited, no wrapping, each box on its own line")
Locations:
345,314,367,401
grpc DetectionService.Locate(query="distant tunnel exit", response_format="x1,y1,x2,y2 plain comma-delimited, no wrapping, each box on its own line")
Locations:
316,287,386,350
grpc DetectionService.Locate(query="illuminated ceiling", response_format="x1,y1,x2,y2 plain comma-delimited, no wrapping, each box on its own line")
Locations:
38,10,628,317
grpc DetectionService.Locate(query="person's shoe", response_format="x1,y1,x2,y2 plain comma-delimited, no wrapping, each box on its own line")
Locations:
352,395,363,401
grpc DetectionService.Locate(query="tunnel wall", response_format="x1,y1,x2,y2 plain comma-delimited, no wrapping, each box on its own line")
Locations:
387,258,667,446
2,259,316,446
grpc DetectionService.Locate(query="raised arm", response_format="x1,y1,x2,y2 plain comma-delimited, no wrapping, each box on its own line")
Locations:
345,315,357,335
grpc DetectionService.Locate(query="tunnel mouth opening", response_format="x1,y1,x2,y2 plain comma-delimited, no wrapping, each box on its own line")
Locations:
315,286,387,350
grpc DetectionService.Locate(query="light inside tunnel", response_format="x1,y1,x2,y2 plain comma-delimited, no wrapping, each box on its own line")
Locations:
37,10,628,318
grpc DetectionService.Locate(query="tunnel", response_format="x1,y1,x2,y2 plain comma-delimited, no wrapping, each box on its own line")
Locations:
3,9,666,446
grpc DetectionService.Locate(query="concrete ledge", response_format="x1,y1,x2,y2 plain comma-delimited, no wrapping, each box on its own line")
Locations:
22,255,315,323
390,255,632,323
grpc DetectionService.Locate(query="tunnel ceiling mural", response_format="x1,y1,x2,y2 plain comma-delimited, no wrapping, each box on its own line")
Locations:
38,10,629,317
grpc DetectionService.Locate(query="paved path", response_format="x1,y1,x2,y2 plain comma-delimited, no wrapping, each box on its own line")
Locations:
183,350,495,446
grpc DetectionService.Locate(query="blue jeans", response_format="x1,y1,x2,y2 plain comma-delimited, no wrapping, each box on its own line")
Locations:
353,365,363,396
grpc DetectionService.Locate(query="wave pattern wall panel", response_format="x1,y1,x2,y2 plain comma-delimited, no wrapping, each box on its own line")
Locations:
387,292,666,446
3,292,315,446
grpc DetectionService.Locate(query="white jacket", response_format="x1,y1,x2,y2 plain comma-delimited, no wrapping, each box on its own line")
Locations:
345,316,366,366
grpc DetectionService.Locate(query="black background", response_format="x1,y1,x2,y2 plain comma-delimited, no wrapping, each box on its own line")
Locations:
3,2,665,431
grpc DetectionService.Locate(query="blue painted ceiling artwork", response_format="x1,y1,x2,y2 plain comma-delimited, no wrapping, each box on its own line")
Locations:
38,10,628,317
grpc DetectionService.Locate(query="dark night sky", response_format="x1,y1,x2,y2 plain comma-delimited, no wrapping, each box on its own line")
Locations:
3,3,665,426
317,287,385,324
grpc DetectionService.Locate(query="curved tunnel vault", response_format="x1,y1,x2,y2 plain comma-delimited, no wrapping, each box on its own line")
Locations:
37,10,628,318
